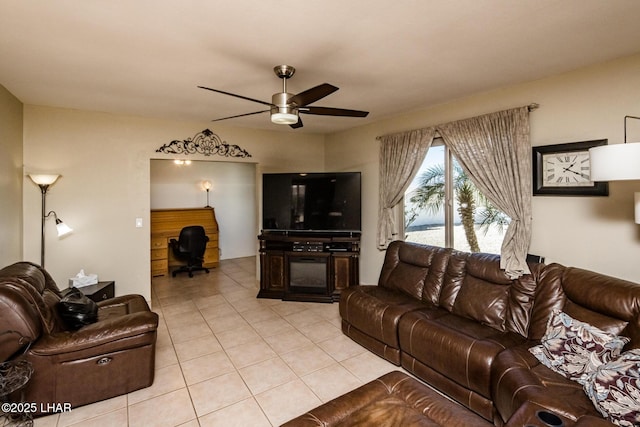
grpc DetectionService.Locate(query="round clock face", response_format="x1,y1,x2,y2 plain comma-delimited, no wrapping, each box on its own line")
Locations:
542,151,593,187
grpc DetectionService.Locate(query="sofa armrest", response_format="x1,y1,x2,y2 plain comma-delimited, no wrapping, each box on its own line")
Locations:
97,294,151,315
29,310,158,356
492,343,603,423
575,415,616,426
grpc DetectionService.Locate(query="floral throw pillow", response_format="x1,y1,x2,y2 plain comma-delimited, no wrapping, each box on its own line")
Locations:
529,310,630,385
583,349,640,427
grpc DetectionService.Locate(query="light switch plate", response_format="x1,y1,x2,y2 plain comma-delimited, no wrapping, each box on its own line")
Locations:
135,217,143,228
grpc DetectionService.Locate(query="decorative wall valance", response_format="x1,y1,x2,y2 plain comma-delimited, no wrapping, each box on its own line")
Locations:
156,129,252,158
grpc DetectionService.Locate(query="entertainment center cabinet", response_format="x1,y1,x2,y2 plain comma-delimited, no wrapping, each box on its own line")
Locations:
257,232,360,303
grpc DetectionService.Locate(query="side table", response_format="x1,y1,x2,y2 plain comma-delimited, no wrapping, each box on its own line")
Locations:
75,281,115,302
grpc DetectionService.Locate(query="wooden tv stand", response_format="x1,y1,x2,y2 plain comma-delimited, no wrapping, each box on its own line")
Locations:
257,232,360,303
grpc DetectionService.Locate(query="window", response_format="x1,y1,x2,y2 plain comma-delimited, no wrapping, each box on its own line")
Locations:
404,142,510,254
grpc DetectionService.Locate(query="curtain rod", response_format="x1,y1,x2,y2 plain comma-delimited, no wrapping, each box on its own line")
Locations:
376,103,539,140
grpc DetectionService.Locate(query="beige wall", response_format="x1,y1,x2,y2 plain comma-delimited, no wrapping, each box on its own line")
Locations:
22,106,325,299
0,84,23,266
14,53,640,298
326,53,640,285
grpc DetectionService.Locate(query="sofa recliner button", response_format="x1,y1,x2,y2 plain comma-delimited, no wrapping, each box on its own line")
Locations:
97,357,112,366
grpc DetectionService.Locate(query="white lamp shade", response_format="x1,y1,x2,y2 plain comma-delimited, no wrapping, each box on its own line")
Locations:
589,143,640,181
29,174,60,185
55,219,73,237
635,192,640,224
202,180,212,190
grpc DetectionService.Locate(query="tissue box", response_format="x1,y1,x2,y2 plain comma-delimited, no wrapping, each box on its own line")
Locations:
69,274,98,288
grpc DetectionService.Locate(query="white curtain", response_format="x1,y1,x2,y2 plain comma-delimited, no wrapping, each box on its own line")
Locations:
377,128,436,249
437,106,532,278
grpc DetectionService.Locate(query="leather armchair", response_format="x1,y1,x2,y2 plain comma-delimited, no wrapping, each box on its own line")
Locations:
0,262,158,415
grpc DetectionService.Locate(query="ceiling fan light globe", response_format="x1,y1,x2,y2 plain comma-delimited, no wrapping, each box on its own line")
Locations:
270,92,299,124
271,112,298,125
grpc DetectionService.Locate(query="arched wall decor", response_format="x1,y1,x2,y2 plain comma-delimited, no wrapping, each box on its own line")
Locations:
156,129,252,158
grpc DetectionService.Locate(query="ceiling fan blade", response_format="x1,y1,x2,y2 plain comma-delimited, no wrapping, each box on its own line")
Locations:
211,110,270,122
288,83,338,107
290,117,303,129
198,86,273,107
301,106,369,117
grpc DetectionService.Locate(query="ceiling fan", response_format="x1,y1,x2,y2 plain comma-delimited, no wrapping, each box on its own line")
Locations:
198,65,369,129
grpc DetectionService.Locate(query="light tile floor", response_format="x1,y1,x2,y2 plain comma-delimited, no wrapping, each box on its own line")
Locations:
35,257,403,426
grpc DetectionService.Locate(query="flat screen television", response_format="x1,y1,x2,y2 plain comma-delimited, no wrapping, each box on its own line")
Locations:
262,172,361,233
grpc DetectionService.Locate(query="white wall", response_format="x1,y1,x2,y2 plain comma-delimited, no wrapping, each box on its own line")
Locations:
150,159,257,260
0,85,23,266
326,53,640,285
22,106,325,300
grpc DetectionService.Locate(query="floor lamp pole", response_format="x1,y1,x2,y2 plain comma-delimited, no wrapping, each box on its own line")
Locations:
39,185,48,267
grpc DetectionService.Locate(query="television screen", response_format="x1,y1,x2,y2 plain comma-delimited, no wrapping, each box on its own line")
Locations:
262,172,361,233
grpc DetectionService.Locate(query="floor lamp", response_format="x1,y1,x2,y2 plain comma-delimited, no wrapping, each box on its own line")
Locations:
28,174,73,267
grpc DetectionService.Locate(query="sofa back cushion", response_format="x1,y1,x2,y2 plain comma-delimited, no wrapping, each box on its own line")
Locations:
528,263,565,339
0,284,42,361
531,264,640,346
378,241,451,301
450,253,511,332
561,266,640,348
0,262,62,335
505,262,541,337
441,252,539,335
438,251,467,311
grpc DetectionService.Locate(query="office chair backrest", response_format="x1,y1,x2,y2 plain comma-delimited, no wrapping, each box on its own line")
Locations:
177,226,209,258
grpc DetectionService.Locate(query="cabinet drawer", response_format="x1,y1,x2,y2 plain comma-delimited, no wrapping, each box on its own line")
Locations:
151,259,168,275
151,248,166,261
151,237,168,249
204,252,219,264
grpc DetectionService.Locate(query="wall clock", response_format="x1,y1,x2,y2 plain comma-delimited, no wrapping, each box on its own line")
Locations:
532,139,609,196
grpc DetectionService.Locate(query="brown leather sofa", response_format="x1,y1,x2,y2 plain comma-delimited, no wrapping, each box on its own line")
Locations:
338,241,638,426
0,262,158,415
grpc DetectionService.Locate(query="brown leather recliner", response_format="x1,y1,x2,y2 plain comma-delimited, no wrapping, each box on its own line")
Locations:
0,262,158,415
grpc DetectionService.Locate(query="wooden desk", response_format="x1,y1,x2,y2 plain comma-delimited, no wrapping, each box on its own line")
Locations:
150,208,219,277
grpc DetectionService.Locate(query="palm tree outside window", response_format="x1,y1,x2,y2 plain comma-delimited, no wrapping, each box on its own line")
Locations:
404,143,509,254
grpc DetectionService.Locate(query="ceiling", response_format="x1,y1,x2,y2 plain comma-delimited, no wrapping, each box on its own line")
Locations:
2,1,640,134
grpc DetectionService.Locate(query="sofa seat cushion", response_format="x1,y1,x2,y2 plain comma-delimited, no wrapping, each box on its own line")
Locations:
399,308,525,399
339,285,426,350
281,371,493,427
491,342,603,423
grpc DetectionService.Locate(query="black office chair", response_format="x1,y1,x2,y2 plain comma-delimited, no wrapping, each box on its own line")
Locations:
169,225,210,278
